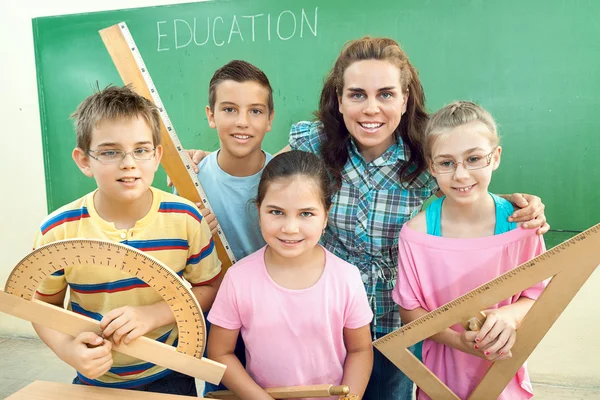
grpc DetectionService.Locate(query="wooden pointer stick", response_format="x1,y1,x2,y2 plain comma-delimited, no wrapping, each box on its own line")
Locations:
205,384,350,399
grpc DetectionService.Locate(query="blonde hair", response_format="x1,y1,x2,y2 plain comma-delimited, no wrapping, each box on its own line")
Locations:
424,101,499,160
71,85,161,153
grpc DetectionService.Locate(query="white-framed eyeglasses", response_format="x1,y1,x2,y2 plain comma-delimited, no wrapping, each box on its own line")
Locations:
432,149,496,174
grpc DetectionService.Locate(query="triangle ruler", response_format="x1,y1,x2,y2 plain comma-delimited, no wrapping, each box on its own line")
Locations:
374,222,600,399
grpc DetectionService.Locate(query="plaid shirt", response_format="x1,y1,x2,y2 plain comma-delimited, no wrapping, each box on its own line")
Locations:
290,121,438,335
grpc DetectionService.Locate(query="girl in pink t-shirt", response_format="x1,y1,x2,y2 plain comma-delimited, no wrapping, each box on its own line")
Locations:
208,150,374,400
393,101,547,400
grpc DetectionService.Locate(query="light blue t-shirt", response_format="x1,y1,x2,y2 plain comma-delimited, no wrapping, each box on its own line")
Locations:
195,151,272,261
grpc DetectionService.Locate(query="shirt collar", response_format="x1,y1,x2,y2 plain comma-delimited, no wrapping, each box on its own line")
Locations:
348,136,409,167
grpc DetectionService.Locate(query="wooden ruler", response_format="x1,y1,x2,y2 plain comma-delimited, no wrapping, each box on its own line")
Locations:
99,22,235,271
205,384,349,399
6,380,189,399
374,222,600,400
0,239,225,385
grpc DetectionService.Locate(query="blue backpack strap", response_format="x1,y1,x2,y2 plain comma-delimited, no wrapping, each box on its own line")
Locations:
492,193,517,234
425,196,445,236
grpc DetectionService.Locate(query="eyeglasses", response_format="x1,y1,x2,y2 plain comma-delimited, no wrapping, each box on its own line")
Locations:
87,148,156,164
431,150,495,174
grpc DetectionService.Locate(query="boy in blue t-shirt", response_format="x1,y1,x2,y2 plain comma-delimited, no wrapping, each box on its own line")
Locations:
176,60,274,260
174,60,274,394
198,60,274,261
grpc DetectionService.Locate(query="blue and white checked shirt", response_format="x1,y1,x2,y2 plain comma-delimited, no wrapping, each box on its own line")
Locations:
290,121,438,335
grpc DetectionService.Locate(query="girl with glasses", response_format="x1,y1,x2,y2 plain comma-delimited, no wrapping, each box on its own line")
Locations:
393,101,548,400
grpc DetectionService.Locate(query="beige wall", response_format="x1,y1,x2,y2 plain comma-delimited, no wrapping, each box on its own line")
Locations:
0,0,597,387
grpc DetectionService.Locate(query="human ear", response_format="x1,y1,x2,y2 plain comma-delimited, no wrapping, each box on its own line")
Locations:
322,207,331,231
428,160,437,179
206,105,216,129
153,145,164,170
401,88,409,115
492,146,502,171
337,91,344,115
72,148,94,178
266,109,275,133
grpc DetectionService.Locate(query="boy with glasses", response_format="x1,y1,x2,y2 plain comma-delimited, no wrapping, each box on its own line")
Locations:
32,85,221,396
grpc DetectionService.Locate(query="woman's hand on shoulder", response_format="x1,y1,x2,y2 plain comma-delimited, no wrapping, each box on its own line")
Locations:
507,193,549,235
166,149,210,187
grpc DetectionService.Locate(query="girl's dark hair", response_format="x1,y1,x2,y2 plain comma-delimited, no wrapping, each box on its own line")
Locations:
316,37,429,189
256,151,334,210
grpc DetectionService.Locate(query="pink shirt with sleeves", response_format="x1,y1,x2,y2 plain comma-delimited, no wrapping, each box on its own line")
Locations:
393,225,547,400
208,246,373,399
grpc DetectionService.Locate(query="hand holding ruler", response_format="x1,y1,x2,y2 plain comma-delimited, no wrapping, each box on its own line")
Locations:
0,239,226,385
99,22,236,272
374,222,600,400
96,23,353,399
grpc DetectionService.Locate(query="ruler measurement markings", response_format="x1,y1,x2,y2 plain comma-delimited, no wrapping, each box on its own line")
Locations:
5,239,205,358
373,223,600,399
114,23,236,264
383,226,595,339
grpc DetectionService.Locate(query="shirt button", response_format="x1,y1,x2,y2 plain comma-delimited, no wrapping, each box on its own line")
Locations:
361,273,369,284
120,232,126,239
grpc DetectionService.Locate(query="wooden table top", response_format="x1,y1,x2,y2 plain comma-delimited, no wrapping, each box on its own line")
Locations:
6,380,202,399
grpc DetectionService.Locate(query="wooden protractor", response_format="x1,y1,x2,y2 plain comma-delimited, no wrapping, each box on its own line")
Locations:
1,239,225,385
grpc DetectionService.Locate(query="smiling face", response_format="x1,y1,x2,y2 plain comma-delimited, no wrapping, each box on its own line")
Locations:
72,116,162,207
258,176,328,262
337,59,408,162
206,80,273,161
430,121,502,206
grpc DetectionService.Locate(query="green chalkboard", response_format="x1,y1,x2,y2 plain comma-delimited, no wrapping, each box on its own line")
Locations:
33,0,599,236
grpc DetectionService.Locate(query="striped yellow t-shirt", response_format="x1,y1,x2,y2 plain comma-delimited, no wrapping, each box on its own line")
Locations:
34,187,221,388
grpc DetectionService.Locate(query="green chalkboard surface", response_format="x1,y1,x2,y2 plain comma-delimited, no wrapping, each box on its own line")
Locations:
33,0,599,236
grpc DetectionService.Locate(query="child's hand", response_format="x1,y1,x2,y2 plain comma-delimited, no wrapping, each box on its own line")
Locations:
63,332,113,379
507,193,549,234
166,149,210,186
460,330,512,361
198,206,218,237
473,308,518,360
100,306,157,346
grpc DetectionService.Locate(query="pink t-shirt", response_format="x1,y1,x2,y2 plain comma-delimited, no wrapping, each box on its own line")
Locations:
393,226,547,400
208,246,373,399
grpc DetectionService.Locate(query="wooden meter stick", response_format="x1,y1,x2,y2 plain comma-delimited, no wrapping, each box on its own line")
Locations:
374,223,600,400
205,384,350,399
0,239,226,385
99,22,235,272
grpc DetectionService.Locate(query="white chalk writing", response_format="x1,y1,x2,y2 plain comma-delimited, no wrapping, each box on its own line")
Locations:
156,7,318,52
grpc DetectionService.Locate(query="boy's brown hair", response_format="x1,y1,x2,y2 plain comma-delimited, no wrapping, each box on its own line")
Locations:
71,85,161,153
208,60,274,113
